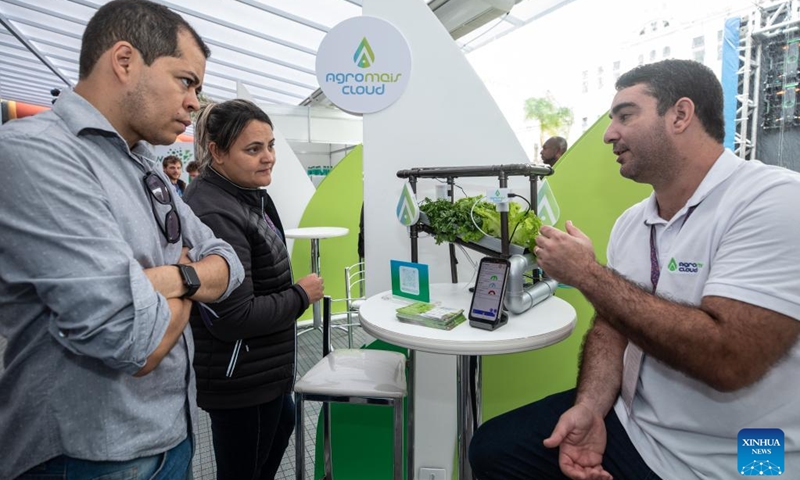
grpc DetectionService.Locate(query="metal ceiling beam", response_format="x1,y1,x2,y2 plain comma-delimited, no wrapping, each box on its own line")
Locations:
204,38,314,76
21,36,80,54
208,56,316,90
235,0,329,33
0,83,51,98
2,14,82,40
0,38,78,65
1,68,71,84
0,56,60,74
0,77,53,90
0,12,73,86
0,37,79,66
204,69,306,100
517,0,577,25
3,0,88,27
0,50,78,75
158,1,317,56
201,79,282,105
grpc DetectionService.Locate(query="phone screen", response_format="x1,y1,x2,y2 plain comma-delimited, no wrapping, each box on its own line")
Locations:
470,259,509,322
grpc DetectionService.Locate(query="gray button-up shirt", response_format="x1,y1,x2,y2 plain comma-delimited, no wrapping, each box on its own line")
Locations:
0,90,244,479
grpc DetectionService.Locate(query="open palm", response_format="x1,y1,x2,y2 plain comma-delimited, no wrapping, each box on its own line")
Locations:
543,404,613,480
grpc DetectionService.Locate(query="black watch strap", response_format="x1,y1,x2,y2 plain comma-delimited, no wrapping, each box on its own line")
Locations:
174,264,201,298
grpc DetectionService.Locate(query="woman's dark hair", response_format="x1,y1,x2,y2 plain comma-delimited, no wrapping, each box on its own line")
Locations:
79,0,210,79
616,59,725,143
194,99,274,172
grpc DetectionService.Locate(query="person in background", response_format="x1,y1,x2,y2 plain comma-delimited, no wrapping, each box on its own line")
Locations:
540,136,568,167
470,59,800,479
185,99,324,480
0,1,244,479
163,154,186,196
186,159,200,180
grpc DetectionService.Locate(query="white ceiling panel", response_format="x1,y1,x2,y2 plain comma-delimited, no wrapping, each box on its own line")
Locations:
0,0,567,108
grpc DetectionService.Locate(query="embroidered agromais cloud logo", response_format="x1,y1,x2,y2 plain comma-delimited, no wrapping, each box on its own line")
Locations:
667,257,704,274
353,37,375,68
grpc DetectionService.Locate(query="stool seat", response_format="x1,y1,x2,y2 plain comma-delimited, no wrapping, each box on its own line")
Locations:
295,349,407,399
295,297,408,479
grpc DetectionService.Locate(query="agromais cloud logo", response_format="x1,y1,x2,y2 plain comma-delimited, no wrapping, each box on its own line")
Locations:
316,16,412,114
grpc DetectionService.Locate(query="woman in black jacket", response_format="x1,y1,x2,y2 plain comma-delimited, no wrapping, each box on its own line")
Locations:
185,99,324,480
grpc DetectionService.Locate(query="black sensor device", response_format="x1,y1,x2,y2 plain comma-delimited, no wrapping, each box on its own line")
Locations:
468,257,510,331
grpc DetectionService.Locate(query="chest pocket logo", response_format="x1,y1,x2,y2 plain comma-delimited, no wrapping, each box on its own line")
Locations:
667,257,705,274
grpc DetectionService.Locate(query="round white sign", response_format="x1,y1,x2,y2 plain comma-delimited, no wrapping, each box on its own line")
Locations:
316,16,412,114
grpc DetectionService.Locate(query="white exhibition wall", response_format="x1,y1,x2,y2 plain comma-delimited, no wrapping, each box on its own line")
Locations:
238,83,317,256
362,0,531,476
362,0,530,295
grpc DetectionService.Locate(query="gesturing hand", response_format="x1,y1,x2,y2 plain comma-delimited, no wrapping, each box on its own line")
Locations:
534,221,597,288
543,404,613,480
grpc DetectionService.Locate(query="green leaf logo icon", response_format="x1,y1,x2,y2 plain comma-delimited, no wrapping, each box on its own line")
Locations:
536,179,560,226
668,258,678,272
353,37,375,68
396,183,419,227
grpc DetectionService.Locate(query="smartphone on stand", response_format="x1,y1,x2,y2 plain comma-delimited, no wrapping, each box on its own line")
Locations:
468,256,511,331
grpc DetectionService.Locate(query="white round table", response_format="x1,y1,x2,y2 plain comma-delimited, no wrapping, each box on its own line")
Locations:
284,227,349,329
360,282,576,480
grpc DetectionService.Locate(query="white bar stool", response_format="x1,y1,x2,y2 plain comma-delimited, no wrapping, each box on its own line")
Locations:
294,297,407,480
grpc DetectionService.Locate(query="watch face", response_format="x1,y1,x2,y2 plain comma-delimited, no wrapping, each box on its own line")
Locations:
183,265,201,287
177,264,201,297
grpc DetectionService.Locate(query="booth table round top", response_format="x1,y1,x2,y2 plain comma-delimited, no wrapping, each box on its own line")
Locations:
359,283,576,356
283,227,349,240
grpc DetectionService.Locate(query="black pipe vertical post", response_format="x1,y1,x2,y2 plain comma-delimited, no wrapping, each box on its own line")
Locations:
409,177,419,263
499,172,509,257
447,177,459,283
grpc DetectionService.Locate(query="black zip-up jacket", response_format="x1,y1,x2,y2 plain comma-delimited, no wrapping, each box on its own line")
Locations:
184,168,309,410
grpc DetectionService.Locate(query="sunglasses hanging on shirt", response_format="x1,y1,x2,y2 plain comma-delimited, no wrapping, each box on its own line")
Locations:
143,171,182,244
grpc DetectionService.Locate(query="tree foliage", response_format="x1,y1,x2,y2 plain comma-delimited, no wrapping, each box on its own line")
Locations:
523,93,574,145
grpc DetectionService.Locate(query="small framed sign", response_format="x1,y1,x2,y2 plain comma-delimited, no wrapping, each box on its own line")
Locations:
390,260,430,302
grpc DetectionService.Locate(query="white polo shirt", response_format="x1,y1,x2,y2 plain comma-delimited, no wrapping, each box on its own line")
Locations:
608,149,800,479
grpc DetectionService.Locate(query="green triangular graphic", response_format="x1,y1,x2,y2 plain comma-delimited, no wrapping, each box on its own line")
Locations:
353,37,375,69
537,179,560,226
396,185,418,227
668,258,678,271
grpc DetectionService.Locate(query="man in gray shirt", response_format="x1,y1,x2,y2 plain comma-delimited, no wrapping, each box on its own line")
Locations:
0,1,244,478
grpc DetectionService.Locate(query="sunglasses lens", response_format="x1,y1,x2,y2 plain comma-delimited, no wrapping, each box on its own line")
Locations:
165,210,181,243
145,174,171,204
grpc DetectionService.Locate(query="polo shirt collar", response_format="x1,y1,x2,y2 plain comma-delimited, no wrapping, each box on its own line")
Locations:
643,149,743,226
52,88,152,159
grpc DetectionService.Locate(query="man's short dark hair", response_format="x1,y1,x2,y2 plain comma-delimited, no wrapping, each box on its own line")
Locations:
162,155,182,168
185,160,199,173
615,59,725,143
79,0,210,79
547,136,568,154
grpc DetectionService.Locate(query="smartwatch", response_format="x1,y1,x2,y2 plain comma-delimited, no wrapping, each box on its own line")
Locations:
174,264,201,298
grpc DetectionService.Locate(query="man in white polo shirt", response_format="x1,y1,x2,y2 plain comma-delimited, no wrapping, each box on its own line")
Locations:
469,59,800,479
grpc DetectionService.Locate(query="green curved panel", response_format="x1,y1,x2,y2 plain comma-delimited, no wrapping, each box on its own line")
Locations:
481,114,652,418
312,117,653,478
291,146,363,319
